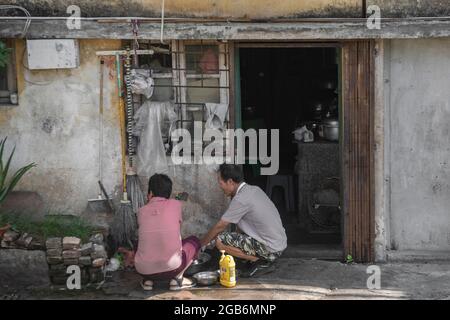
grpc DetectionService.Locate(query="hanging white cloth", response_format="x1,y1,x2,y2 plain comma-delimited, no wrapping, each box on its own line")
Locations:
204,103,228,130
132,100,177,177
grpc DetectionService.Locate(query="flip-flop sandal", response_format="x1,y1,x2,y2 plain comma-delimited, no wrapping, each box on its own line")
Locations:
169,277,197,291
140,280,153,291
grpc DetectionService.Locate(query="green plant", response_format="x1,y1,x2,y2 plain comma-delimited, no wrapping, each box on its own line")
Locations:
0,40,12,68
0,137,36,206
346,254,354,264
0,213,94,242
113,252,125,267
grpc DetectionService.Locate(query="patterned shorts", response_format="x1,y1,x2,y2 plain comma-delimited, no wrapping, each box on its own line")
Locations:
217,232,283,262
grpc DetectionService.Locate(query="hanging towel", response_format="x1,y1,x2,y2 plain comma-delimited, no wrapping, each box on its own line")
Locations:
204,103,229,130
133,100,177,177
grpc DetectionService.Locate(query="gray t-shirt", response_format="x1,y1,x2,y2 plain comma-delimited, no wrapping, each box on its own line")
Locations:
222,183,287,253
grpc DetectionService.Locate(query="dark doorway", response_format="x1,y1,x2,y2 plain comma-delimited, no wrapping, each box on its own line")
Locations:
238,45,342,259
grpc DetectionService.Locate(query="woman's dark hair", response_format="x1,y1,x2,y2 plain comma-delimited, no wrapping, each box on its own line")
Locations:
148,174,172,199
218,164,244,183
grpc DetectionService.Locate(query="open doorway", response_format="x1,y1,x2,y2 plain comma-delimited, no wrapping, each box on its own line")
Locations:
238,44,342,259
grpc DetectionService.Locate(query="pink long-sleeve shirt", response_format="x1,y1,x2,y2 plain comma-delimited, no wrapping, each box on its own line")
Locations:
134,197,183,275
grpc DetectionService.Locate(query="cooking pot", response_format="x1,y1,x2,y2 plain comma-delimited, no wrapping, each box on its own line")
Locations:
320,119,339,141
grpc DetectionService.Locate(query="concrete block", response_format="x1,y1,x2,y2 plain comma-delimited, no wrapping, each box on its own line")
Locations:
46,248,62,257
45,237,62,249
62,250,81,259
80,242,93,256
63,258,79,266
0,249,50,288
79,256,92,266
62,237,81,250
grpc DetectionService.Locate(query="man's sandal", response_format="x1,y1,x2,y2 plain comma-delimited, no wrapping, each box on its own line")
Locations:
140,280,153,291
169,277,196,291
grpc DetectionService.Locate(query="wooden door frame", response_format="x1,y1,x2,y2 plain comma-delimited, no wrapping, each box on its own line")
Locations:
230,41,375,263
341,40,375,263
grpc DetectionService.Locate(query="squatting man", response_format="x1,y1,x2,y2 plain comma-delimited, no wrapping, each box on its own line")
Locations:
200,164,287,277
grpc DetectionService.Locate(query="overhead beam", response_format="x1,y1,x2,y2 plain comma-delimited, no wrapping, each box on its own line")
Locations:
1,19,450,39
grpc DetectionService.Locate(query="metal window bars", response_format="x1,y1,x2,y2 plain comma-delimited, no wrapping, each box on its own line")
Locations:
127,39,231,155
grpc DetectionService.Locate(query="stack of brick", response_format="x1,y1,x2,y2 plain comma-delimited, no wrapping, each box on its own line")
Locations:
1,229,45,250
45,234,108,285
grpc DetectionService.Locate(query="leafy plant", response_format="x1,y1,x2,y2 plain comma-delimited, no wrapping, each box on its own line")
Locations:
0,40,12,68
346,254,354,264
0,137,36,206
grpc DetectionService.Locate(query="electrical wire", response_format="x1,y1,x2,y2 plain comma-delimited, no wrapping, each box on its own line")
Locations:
0,5,31,37
160,0,165,44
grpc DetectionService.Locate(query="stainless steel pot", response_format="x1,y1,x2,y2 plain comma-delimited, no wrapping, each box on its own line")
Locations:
320,119,339,141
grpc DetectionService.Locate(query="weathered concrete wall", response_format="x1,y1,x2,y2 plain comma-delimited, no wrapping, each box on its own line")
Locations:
3,0,361,18
0,39,227,235
368,0,450,18
4,0,449,18
373,40,387,261
0,39,123,215
167,165,228,238
135,164,228,238
387,38,450,252
0,249,50,288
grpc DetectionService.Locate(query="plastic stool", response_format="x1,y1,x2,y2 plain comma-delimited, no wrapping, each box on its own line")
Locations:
265,175,295,212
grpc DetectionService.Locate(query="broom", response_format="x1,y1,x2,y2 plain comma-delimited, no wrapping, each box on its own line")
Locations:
111,53,137,249
126,174,146,215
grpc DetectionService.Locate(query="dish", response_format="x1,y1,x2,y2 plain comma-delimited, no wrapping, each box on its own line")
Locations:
193,270,220,286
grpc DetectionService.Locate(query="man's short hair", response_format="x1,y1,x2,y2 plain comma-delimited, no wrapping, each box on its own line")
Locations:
218,164,244,183
148,174,172,199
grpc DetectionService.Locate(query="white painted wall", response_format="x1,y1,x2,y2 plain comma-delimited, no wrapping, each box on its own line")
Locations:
386,38,450,252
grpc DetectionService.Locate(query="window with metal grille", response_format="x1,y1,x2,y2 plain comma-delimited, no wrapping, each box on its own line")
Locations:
131,40,231,155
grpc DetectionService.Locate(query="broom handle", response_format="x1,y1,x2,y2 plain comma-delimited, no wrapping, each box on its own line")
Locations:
116,54,128,198
119,99,127,198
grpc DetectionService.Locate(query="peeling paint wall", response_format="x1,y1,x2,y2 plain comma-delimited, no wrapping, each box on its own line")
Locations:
0,39,123,215
5,0,361,18
387,39,450,251
0,39,228,236
4,0,449,18
368,0,450,18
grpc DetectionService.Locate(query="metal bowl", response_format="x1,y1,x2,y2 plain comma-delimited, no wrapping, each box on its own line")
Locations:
193,270,219,286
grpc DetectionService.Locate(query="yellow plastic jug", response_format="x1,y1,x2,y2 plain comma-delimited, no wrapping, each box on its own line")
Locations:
219,250,236,288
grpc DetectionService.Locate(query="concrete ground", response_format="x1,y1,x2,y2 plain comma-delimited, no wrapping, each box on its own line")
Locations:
2,258,450,300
